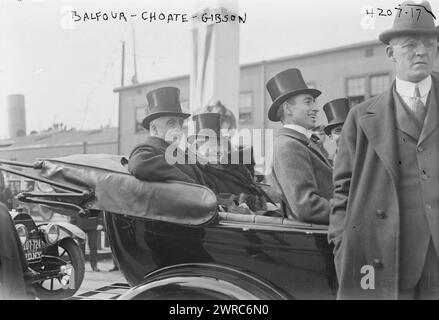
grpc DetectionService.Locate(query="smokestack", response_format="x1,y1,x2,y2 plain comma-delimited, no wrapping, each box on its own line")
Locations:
7,94,26,138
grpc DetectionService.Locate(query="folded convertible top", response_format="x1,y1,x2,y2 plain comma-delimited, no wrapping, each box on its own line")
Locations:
37,154,218,227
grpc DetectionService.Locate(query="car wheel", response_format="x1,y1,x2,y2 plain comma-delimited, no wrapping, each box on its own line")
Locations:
33,238,85,300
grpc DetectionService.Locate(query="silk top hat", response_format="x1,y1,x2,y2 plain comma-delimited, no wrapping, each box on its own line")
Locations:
323,98,350,135
189,112,225,142
379,1,439,45
142,87,190,129
266,68,321,122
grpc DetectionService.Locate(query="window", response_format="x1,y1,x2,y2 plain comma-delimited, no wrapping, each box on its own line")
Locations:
135,106,145,133
346,73,391,108
239,92,252,124
370,74,390,97
346,77,366,107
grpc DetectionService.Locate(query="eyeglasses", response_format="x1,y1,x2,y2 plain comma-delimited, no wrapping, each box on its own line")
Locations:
396,38,437,50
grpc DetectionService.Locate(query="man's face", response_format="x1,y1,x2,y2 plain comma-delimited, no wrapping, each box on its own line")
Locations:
387,35,438,82
195,137,228,163
285,94,319,129
329,125,343,144
150,116,184,143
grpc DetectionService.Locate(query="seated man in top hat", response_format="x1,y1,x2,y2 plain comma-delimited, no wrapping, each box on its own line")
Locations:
189,112,267,213
266,68,333,224
322,98,350,164
323,98,350,147
128,86,207,185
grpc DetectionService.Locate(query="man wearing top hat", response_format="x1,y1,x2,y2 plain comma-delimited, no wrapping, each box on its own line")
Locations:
128,88,266,212
189,112,267,213
329,0,439,299
266,68,333,224
323,98,350,147
128,87,207,186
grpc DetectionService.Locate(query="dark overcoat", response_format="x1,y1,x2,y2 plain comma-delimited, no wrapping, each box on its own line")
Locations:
0,204,35,299
128,136,207,185
329,77,439,299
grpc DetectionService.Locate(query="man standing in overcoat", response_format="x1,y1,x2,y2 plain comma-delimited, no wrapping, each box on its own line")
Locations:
267,68,333,224
329,0,439,299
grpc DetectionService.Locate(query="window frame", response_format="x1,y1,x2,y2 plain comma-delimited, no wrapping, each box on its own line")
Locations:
239,91,253,125
369,73,391,98
345,72,391,107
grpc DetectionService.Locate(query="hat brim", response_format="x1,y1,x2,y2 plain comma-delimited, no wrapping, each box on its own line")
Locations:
324,122,344,136
142,111,191,129
379,28,439,45
268,88,322,122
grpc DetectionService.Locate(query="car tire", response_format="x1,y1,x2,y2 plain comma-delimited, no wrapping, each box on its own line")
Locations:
33,238,85,300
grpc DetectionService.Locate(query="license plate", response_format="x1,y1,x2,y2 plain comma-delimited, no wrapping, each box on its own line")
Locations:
23,239,44,261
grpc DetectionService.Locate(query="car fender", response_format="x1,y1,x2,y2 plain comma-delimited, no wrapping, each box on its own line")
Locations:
40,222,86,241
118,263,293,300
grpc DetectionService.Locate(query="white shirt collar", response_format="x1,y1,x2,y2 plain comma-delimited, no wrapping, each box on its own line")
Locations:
283,124,312,139
395,75,432,99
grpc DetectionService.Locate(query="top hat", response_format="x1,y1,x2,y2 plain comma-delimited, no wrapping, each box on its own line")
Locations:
189,113,225,143
379,1,439,44
142,87,190,129
266,68,321,122
323,98,350,135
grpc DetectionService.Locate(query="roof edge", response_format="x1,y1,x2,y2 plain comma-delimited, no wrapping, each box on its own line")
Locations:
113,39,382,92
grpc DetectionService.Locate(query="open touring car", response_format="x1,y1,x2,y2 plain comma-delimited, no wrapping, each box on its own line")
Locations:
0,154,337,300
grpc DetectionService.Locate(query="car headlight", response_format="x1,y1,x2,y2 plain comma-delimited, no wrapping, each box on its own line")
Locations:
15,224,29,245
43,223,59,245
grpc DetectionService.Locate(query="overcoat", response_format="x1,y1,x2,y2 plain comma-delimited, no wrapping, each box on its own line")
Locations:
0,204,35,299
128,136,207,185
329,77,439,299
271,127,333,224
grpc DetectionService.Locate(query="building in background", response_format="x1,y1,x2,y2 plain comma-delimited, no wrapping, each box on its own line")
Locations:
2,40,438,163
116,40,439,158
0,127,117,164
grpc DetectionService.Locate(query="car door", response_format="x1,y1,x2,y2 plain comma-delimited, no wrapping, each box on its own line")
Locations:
204,213,337,299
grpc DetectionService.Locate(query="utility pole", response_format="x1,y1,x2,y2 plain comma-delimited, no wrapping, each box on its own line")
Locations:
121,41,125,86
131,25,138,84
117,41,125,155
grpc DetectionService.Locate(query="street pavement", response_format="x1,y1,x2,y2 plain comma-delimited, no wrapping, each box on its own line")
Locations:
75,259,127,297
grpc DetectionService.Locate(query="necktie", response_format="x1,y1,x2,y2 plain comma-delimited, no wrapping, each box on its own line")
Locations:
412,85,427,126
310,134,320,144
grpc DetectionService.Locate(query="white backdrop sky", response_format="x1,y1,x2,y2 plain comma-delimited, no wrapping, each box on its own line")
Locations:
1,0,437,138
